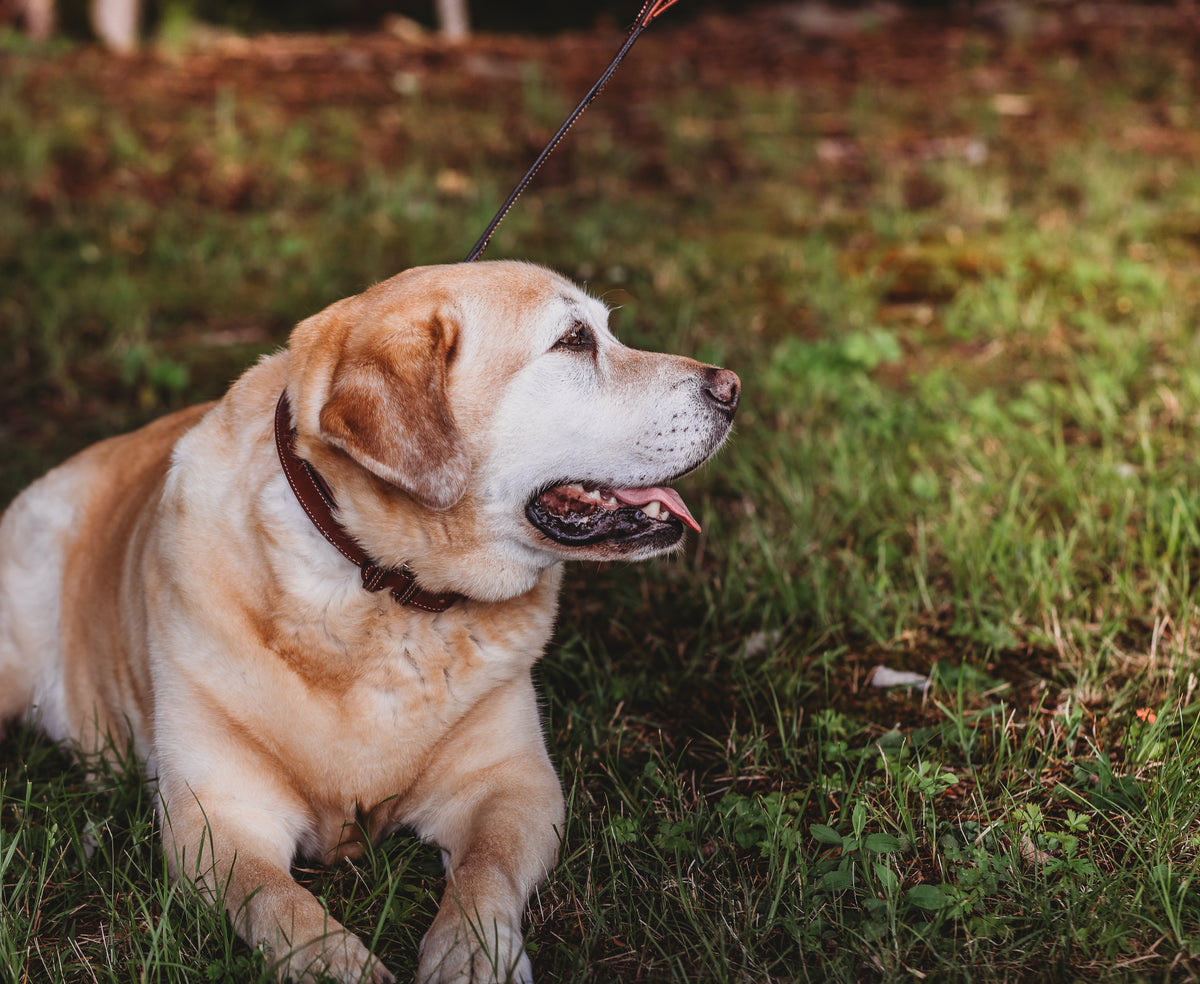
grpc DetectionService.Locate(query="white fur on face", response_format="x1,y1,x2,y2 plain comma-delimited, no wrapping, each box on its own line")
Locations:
472,283,730,562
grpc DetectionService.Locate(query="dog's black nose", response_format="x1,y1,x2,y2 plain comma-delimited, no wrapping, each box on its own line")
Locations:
702,367,740,417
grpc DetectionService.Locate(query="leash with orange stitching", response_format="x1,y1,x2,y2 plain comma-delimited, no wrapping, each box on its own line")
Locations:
464,0,683,262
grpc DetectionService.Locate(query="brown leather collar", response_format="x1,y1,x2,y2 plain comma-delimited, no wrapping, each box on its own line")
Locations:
273,391,462,614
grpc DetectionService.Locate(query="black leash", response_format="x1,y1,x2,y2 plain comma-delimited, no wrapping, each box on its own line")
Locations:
464,0,682,262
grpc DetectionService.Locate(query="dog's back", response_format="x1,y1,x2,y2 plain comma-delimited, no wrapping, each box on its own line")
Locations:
0,402,211,751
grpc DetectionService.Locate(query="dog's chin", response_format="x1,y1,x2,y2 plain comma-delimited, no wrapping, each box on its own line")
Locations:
525,481,691,559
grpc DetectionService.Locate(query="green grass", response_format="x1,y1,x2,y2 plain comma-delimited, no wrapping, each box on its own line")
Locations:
5,14,1200,983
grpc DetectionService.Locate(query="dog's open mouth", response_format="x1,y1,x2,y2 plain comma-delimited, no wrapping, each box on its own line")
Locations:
526,481,700,547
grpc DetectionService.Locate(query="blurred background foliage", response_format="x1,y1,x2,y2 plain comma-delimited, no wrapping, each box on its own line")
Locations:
42,0,768,37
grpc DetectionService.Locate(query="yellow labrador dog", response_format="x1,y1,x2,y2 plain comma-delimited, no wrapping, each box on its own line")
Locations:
0,261,738,983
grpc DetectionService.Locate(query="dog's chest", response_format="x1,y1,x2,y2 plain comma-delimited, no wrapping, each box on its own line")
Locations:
345,616,523,729
256,602,548,794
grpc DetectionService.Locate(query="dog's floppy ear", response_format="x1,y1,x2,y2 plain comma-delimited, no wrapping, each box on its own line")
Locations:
319,315,470,511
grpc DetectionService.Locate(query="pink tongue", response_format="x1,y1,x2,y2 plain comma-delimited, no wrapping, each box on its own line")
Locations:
613,487,702,532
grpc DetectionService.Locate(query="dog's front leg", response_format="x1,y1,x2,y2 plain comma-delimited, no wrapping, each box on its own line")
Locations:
407,688,565,984
159,785,394,984
414,767,564,984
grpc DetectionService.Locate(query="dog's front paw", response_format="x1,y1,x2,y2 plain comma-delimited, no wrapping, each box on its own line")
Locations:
273,928,395,984
417,911,531,984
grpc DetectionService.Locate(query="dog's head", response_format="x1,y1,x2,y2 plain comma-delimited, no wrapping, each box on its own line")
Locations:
286,261,738,599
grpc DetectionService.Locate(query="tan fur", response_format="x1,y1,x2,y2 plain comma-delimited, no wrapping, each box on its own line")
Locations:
0,261,737,983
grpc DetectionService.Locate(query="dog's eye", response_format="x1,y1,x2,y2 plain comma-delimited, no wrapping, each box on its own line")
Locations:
554,323,594,351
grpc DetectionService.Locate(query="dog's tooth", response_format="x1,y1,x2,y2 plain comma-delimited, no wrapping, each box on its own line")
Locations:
642,501,663,520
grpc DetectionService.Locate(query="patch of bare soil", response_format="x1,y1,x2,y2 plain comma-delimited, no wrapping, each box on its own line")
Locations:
9,3,1200,201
